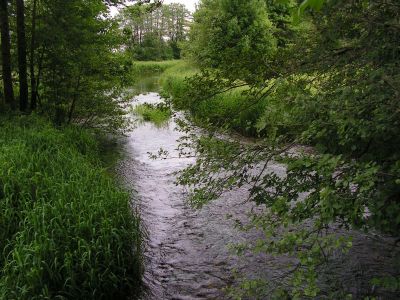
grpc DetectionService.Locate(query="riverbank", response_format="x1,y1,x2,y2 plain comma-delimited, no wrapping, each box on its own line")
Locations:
133,60,269,137
159,61,274,137
131,60,181,77
0,115,143,299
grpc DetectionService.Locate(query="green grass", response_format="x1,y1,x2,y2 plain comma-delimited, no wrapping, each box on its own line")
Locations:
133,103,172,127
131,60,181,76
0,115,143,299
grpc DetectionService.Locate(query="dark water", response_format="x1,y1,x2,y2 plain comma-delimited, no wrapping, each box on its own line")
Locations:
118,79,400,299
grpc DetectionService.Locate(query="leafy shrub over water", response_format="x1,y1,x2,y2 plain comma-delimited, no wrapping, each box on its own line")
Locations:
0,116,142,299
161,0,400,297
161,61,268,136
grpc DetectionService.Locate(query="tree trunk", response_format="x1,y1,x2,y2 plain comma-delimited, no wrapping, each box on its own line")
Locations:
30,0,37,110
0,0,15,109
35,45,44,109
16,0,29,111
68,72,81,124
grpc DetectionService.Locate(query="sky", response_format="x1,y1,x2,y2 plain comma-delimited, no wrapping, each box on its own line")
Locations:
110,0,199,16
164,0,198,12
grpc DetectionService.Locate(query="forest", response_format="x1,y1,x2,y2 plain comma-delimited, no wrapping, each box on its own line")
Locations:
0,0,399,299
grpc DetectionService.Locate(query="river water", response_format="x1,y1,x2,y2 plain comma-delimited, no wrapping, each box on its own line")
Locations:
118,76,399,300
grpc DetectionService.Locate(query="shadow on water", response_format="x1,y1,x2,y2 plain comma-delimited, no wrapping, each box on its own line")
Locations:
118,74,400,300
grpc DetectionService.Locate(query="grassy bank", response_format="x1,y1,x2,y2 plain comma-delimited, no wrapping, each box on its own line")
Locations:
158,61,318,140
160,61,198,107
131,60,181,76
160,61,271,137
0,116,142,299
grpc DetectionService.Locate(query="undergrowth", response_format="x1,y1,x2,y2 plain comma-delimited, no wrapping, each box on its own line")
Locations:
0,115,143,299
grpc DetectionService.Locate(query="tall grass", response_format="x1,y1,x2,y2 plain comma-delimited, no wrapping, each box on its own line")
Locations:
160,61,198,109
0,116,143,299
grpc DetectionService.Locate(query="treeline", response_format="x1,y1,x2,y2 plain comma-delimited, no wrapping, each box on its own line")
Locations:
0,0,132,130
120,3,190,60
163,0,400,298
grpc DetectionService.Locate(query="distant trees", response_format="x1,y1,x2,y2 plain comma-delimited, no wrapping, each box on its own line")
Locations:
120,3,191,60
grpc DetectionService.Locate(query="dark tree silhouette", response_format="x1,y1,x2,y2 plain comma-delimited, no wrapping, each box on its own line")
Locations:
0,0,15,109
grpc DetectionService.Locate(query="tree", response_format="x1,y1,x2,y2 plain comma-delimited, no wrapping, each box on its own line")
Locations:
0,0,15,109
16,0,29,111
187,0,277,83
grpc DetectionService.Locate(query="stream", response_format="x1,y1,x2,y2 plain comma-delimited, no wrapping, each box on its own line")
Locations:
118,76,400,300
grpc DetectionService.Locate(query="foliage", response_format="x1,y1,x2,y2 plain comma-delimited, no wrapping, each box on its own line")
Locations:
165,0,400,298
0,116,143,299
130,32,174,61
34,0,132,129
187,0,277,83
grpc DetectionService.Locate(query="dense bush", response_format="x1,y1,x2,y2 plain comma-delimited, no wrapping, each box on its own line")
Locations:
0,116,142,299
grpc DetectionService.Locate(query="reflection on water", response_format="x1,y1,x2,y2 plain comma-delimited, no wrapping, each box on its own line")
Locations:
131,74,162,95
